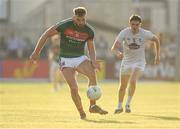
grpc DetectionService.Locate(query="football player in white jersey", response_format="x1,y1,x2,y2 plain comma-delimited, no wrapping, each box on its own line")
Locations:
111,15,160,114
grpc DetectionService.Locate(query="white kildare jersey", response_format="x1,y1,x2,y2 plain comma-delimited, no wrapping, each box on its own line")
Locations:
116,27,155,65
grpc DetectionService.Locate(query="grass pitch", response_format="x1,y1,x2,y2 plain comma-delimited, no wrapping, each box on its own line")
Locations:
0,81,180,128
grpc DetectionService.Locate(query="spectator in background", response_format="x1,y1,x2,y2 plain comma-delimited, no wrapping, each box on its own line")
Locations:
6,32,19,58
48,35,64,92
6,32,28,59
22,37,34,59
145,40,155,64
0,36,8,59
164,35,176,62
96,36,109,60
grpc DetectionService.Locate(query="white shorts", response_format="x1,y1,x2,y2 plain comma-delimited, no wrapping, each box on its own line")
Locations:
59,55,88,70
120,61,145,75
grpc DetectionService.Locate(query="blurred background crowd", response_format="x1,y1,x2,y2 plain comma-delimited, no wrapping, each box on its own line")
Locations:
0,0,179,81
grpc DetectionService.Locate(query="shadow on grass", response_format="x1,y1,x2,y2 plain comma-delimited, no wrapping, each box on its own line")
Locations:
83,119,136,124
133,114,180,121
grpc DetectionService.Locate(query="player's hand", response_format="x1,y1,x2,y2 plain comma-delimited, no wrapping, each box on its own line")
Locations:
91,60,101,71
29,52,40,65
154,56,160,65
116,52,123,59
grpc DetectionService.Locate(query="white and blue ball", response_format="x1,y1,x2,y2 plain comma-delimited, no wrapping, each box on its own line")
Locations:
87,86,102,100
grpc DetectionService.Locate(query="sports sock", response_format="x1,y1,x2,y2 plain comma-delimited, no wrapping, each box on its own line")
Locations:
90,100,96,107
126,96,132,106
78,107,84,114
117,102,122,109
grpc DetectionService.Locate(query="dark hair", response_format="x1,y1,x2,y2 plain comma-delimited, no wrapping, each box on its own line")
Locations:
129,14,142,23
73,7,87,17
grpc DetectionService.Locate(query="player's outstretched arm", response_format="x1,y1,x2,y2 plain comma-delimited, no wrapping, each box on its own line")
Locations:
111,40,123,59
30,26,59,64
87,39,100,70
151,36,160,64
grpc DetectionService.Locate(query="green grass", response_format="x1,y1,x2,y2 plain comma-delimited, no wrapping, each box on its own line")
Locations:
0,81,180,128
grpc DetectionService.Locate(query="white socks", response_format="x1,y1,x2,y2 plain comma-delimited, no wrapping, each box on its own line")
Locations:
117,96,132,109
90,105,96,108
117,102,122,109
126,96,132,106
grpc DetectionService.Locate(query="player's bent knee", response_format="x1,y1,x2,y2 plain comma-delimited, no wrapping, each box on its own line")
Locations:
87,69,95,76
119,86,127,92
130,79,136,85
87,74,96,81
85,70,96,80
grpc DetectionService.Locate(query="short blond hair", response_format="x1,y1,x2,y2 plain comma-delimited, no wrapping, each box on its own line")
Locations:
73,7,87,16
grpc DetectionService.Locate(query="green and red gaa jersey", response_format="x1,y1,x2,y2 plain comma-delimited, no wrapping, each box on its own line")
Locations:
55,18,94,58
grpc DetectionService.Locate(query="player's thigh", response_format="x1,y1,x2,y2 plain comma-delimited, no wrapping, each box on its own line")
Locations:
76,60,95,78
61,68,78,88
120,74,131,87
130,68,143,82
120,64,131,87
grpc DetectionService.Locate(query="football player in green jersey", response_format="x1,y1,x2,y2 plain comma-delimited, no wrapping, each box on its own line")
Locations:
30,7,108,119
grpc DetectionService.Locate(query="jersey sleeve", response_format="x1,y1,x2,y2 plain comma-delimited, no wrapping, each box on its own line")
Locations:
116,30,125,43
88,30,94,40
87,27,94,40
144,30,155,40
55,21,64,32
